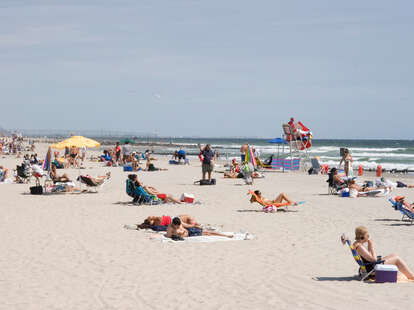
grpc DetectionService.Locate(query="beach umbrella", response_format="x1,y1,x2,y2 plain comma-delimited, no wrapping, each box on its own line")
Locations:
51,136,100,149
268,138,287,144
245,146,257,168
120,138,135,145
42,146,52,172
268,137,287,158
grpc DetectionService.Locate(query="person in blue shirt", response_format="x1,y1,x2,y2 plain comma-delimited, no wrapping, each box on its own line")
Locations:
199,144,214,181
177,149,186,164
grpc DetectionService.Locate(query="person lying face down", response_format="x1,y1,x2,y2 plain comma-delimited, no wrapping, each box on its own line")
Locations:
166,217,233,239
137,215,201,230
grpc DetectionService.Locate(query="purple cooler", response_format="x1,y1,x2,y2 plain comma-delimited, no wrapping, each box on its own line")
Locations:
375,265,398,283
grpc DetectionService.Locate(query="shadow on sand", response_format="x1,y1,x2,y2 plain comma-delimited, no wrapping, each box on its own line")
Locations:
313,276,357,282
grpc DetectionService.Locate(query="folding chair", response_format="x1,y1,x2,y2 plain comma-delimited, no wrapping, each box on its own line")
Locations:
341,234,384,281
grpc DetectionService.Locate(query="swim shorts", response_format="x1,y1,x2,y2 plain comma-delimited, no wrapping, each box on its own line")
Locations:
157,193,167,200
186,227,203,237
202,163,213,173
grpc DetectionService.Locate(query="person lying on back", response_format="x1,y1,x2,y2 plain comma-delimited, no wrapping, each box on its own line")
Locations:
166,217,233,239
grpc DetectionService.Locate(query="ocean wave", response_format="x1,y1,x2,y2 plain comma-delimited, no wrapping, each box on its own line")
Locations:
319,160,414,171
348,147,407,152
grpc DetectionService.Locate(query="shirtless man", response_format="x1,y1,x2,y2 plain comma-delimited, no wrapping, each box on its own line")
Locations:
166,217,233,239
240,143,248,162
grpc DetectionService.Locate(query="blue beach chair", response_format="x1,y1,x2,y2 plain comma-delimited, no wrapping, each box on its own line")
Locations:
389,198,414,224
126,179,162,205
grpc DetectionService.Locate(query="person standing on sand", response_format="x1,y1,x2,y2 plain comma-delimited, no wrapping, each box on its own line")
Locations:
339,148,353,177
122,141,132,164
240,143,248,162
115,142,121,164
199,144,214,182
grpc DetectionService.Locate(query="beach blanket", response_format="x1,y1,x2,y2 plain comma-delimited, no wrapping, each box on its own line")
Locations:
359,188,390,197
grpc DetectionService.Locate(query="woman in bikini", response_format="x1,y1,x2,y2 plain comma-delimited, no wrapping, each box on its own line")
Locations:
128,174,181,203
353,226,414,280
50,164,71,182
339,148,353,177
249,190,301,212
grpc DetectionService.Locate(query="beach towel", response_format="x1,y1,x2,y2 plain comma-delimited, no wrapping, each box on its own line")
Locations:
359,188,390,197
157,232,253,243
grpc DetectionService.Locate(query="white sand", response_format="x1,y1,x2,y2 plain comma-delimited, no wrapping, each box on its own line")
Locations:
1,143,414,309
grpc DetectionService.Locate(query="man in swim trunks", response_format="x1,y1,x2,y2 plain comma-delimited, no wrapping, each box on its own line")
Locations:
166,217,233,239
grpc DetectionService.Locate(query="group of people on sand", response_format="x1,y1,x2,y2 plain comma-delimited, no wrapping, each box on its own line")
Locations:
125,215,233,239
330,166,414,198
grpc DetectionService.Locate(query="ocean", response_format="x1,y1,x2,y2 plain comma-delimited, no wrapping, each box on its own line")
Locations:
125,138,414,171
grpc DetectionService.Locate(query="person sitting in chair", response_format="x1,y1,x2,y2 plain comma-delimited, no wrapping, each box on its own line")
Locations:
394,196,414,213
353,226,414,280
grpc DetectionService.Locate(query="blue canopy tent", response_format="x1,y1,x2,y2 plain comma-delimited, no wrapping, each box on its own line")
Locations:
268,138,287,158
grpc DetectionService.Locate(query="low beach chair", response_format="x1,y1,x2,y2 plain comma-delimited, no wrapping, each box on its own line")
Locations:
389,198,414,224
249,190,291,212
341,234,383,281
125,179,162,205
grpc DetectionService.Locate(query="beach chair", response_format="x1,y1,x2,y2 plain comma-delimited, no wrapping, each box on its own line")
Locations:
125,179,162,205
341,234,383,281
15,164,31,183
389,198,414,224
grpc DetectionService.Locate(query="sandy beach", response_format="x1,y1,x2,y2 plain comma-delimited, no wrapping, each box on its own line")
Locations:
1,142,414,310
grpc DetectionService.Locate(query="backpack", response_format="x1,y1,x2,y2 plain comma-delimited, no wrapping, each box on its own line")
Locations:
194,178,216,185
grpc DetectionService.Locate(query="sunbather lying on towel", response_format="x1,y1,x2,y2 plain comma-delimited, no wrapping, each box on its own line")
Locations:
166,217,233,239
249,190,301,212
348,180,390,197
353,226,414,280
133,214,201,230
394,196,414,213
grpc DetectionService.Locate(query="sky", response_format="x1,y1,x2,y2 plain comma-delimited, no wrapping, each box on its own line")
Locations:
1,0,413,139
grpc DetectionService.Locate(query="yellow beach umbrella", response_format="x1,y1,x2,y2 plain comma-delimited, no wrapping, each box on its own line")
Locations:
51,136,100,149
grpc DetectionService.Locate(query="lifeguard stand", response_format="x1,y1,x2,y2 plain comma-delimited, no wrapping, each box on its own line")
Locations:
282,124,312,171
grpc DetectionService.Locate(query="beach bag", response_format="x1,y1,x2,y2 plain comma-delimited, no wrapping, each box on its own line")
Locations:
30,185,43,195
194,179,216,185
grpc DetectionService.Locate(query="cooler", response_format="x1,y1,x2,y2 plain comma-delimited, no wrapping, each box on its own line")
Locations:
181,193,195,203
375,264,398,283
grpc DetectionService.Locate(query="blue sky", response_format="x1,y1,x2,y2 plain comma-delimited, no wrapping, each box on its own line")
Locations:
1,0,413,138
